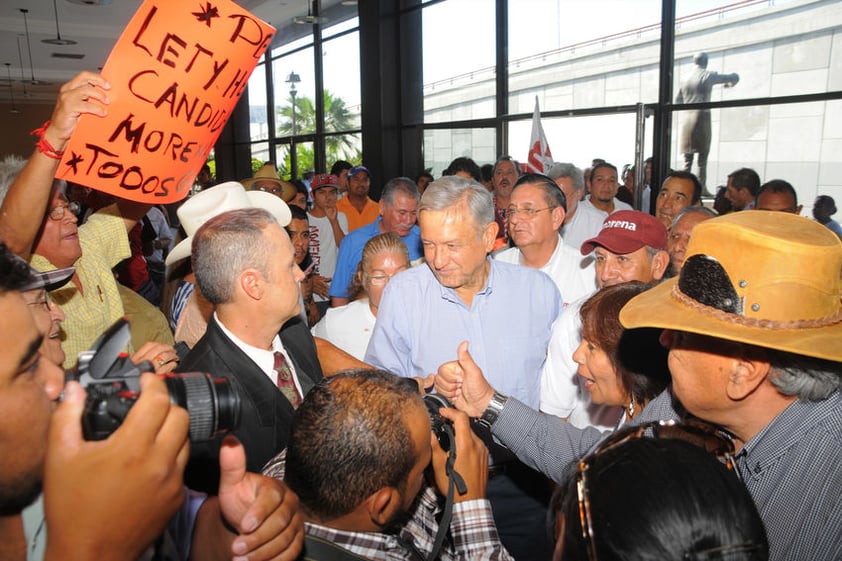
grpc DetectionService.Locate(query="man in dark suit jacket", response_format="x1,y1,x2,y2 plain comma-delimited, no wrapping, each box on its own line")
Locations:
178,207,324,494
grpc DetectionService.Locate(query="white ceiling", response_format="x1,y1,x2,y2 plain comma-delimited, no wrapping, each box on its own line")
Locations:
0,0,351,105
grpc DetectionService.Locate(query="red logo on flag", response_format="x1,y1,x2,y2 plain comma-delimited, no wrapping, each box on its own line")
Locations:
526,96,553,174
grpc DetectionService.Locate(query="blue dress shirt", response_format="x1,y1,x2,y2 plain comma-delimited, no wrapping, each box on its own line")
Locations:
365,258,561,409
328,217,424,299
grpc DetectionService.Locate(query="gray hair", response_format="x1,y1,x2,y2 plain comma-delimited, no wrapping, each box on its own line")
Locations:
669,206,718,230
766,350,842,400
492,155,522,178
545,162,585,192
381,177,420,206
192,207,279,305
419,176,494,236
0,156,67,208
0,155,27,206
644,246,666,260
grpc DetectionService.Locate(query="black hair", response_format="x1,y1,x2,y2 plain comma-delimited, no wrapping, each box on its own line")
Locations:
727,168,761,197
756,179,798,207
590,162,618,183
664,169,703,204
514,173,568,214
330,160,353,176
554,438,768,561
285,369,424,521
480,163,493,183
443,157,482,182
288,205,308,222
0,244,34,292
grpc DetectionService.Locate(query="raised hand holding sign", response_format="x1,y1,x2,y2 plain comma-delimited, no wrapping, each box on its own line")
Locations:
56,0,274,204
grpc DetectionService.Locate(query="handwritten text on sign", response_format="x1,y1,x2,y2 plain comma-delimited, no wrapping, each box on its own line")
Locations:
57,0,274,203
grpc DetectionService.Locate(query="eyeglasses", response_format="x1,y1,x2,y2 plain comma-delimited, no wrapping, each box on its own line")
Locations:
48,201,81,221
506,206,555,219
366,270,405,286
260,185,286,196
25,290,53,313
576,419,741,561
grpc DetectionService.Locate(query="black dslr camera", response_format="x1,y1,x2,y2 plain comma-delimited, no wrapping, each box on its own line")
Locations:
423,393,455,452
70,319,241,442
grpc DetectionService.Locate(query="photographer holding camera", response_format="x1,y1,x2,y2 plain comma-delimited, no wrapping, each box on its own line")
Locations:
261,369,512,561
0,245,303,560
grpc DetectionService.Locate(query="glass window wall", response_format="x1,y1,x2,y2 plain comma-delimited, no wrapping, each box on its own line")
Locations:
508,0,662,113
422,0,496,124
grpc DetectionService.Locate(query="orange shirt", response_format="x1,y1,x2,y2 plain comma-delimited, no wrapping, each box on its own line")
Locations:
337,196,380,232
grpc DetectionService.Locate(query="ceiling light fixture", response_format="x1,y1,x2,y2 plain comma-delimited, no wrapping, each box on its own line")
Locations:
293,0,327,25
43,0,78,46
5,63,20,114
19,9,45,85
16,35,31,98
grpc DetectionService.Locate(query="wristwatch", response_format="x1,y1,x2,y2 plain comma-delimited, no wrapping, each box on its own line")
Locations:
477,391,509,429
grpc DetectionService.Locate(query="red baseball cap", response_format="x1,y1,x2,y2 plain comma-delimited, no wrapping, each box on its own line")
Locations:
310,173,340,192
581,210,668,255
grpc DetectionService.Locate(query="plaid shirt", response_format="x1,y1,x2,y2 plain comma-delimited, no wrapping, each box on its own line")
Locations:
263,452,512,561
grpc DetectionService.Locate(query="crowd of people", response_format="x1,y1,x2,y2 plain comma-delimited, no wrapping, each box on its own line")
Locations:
0,70,839,561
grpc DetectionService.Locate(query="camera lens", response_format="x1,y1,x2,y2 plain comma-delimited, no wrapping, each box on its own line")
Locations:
423,393,453,452
162,373,242,441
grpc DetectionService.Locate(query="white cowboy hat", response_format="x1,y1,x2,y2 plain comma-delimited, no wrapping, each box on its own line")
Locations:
165,181,292,266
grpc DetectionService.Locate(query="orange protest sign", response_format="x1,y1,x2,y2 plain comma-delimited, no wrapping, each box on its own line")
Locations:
56,0,274,203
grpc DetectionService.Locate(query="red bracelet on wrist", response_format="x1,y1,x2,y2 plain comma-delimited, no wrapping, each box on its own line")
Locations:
30,120,65,160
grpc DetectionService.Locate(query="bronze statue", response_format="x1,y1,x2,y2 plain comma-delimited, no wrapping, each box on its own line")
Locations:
676,52,739,192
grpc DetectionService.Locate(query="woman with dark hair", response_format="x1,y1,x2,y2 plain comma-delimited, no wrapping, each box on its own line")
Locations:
574,282,670,425
551,430,769,561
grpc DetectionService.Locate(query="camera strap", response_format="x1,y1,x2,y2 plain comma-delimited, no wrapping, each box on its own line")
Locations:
425,424,467,561
301,535,372,561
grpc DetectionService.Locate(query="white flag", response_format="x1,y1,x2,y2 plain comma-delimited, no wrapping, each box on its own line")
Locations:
526,96,553,173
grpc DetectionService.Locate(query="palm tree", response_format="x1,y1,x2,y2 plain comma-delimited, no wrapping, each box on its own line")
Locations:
276,89,358,158
277,96,316,136
276,89,355,135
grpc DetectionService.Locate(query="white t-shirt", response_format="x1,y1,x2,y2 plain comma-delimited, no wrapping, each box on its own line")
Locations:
562,202,608,252
495,234,596,307
580,197,633,216
308,212,349,303
311,298,376,361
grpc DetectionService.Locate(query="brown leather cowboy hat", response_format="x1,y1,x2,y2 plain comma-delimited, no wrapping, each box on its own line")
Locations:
620,211,842,361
